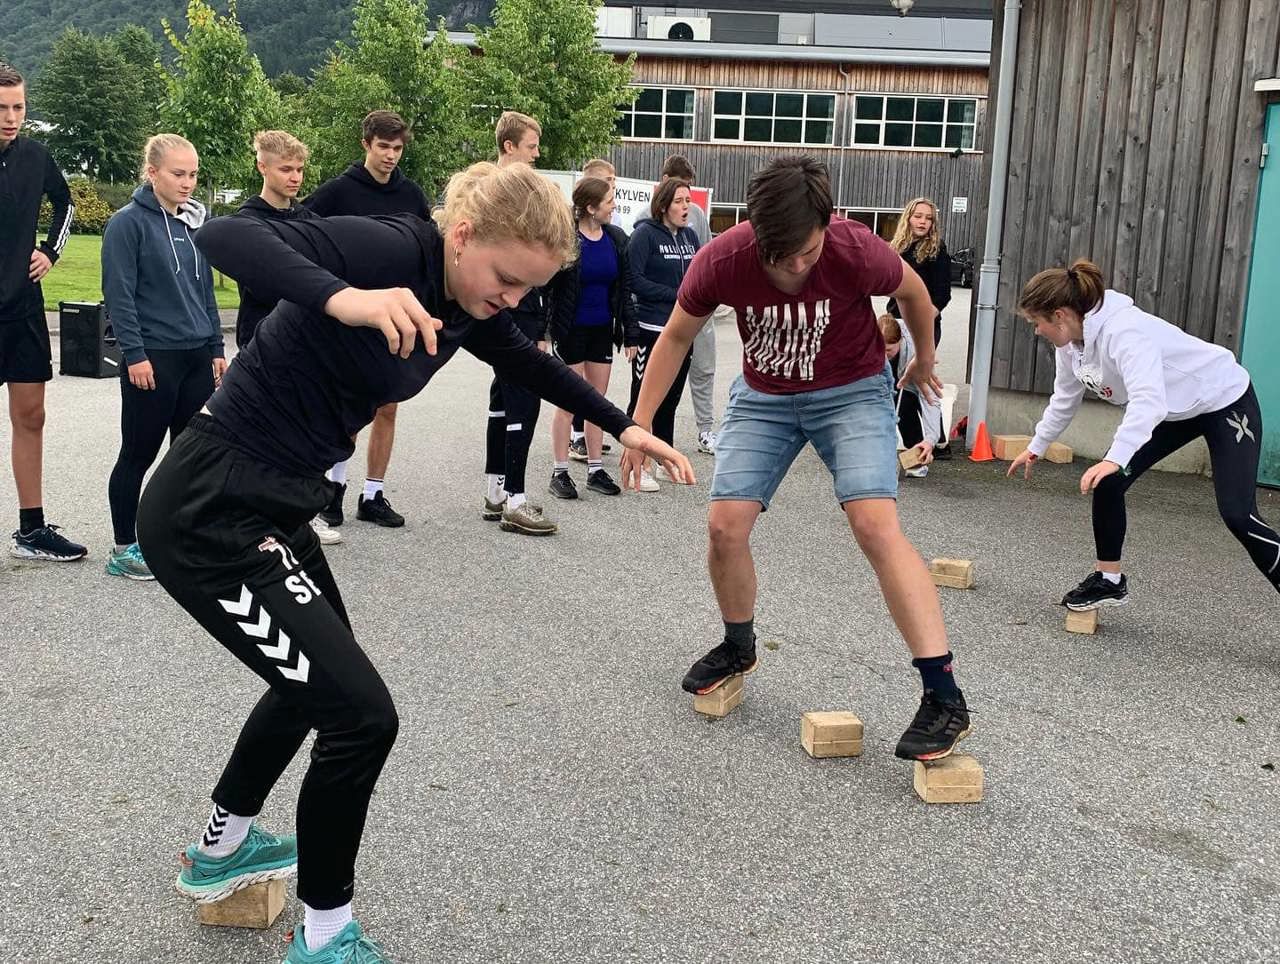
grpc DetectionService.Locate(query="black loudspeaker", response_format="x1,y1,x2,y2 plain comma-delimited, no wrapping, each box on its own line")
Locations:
58,301,122,378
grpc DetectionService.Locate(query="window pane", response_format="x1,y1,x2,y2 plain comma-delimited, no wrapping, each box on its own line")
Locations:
914,123,943,147
714,117,741,140
885,122,913,146
916,98,944,123
807,94,835,119
714,90,742,115
774,118,802,143
775,93,804,117
710,207,739,235
845,210,875,229
944,125,963,149
635,87,663,112
616,115,632,137
855,95,882,120
947,99,977,124
744,117,773,141
886,97,914,121
634,114,662,138
745,92,774,116
958,125,975,149
854,123,881,145
666,89,694,114
877,212,900,243
804,119,833,145
665,115,694,140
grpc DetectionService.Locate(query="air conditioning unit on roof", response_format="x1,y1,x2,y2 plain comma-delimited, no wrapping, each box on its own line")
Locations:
648,15,712,41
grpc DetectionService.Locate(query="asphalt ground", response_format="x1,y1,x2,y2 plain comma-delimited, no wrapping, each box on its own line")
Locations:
3,294,1279,963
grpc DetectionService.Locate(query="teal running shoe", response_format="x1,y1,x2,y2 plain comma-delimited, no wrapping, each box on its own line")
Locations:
283,921,391,963
175,824,297,903
105,542,154,581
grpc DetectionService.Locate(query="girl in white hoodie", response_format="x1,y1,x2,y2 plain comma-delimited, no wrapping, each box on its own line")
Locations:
1008,259,1278,610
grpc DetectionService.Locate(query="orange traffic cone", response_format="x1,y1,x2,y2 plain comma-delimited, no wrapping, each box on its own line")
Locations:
969,421,994,462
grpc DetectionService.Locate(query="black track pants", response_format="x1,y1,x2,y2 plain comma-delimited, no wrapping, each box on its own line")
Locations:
484,314,542,495
627,329,692,446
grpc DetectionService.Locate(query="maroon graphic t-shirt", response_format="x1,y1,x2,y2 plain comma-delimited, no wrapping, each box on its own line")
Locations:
677,218,904,395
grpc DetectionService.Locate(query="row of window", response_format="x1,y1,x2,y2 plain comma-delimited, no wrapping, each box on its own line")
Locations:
710,205,906,243
618,87,979,151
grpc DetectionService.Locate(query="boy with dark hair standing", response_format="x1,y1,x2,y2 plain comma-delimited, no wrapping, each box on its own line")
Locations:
305,110,430,531
621,156,972,762
0,63,85,562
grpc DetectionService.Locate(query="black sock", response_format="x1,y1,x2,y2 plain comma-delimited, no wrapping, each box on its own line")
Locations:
724,618,755,651
19,506,44,535
912,652,959,697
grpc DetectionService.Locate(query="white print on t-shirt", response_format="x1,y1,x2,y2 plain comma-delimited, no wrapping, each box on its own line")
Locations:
743,300,832,381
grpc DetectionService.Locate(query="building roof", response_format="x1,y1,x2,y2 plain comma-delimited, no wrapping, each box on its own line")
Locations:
602,0,992,16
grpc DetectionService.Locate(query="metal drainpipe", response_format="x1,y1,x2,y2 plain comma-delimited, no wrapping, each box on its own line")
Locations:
966,0,1022,449
837,61,851,209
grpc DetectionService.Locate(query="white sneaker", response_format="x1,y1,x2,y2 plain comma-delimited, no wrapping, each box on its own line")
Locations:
904,465,929,479
639,470,660,492
697,431,718,455
310,516,343,544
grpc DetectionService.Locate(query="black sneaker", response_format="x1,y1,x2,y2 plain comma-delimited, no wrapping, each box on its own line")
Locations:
601,442,612,454
549,471,578,500
681,636,759,695
10,524,88,562
932,443,953,461
894,689,971,760
568,438,588,463
319,483,346,527
585,469,621,496
356,491,405,527
1062,571,1128,611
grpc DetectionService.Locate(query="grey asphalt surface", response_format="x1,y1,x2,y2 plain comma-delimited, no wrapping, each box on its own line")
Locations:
3,295,1279,964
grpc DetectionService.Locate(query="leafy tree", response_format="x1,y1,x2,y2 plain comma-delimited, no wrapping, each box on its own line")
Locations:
269,71,309,99
113,25,169,116
466,0,635,170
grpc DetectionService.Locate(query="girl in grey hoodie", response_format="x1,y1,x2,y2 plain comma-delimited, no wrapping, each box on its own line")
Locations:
101,133,225,580
1008,258,1278,611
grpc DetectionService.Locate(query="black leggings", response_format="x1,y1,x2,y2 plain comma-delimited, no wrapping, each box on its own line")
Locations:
1092,384,1280,592
627,328,692,446
138,417,397,909
485,376,541,495
108,347,214,545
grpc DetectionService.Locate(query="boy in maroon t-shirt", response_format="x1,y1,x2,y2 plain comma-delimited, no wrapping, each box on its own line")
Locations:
620,157,970,761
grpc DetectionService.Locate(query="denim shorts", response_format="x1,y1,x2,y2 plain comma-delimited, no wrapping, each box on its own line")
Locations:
710,365,899,508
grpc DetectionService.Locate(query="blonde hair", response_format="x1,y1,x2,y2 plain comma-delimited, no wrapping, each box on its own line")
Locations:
494,111,541,155
1018,258,1106,320
582,158,614,178
141,133,196,181
434,162,576,266
889,197,942,263
254,130,309,163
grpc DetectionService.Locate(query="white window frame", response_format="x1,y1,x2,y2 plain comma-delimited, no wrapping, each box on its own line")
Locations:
851,93,980,152
710,88,838,147
617,85,696,141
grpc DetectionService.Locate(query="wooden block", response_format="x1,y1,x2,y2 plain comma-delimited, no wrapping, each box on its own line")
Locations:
913,754,983,804
693,674,744,717
991,434,1032,460
1065,608,1099,635
1043,441,1073,463
898,447,925,471
929,558,975,590
195,879,286,929
801,711,864,758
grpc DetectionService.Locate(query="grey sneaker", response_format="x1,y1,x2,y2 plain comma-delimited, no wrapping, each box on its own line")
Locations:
500,501,558,536
105,542,154,580
482,495,506,521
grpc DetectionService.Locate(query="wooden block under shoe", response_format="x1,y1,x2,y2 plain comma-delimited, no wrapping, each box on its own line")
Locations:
1043,441,1073,463
929,558,976,590
195,879,286,929
913,754,983,804
693,674,744,717
992,434,1032,460
898,447,925,471
1065,608,1099,635
801,711,864,758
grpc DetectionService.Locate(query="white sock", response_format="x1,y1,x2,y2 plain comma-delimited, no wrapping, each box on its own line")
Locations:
486,474,505,503
198,804,254,859
587,460,602,475
363,478,384,500
304,902,353,951
327,460,349,485
553,461,569,474
507,491,527,509
1100,570,1122,584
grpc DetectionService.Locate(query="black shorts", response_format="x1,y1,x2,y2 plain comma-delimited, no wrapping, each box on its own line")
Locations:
0,311,53,385
554,325,613,366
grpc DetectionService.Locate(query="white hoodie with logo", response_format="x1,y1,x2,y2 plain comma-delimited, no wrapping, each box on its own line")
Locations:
1028,290,1250,467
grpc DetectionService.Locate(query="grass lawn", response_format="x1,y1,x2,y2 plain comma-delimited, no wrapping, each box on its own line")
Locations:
41,234,240,311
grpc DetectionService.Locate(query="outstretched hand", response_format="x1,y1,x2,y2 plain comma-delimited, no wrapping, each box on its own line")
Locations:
897,354,943,405
1007,449,1037,480
618,426,697,490
324,286,443,358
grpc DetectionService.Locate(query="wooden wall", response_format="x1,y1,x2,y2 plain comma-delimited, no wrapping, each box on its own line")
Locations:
980,0,1280,394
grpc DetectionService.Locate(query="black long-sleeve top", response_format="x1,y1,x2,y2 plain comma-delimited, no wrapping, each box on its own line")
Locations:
0,136,74,322
195,212,635,477
886,239,952,321
231,195,317,348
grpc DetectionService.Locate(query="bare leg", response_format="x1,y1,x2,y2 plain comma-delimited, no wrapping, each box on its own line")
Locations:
8,383,46,509
707,500,763,622
582,361,612,461
550,362,586,463
366,402,397,480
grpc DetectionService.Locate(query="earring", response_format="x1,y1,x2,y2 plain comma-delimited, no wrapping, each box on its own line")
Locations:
453,248,460,267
